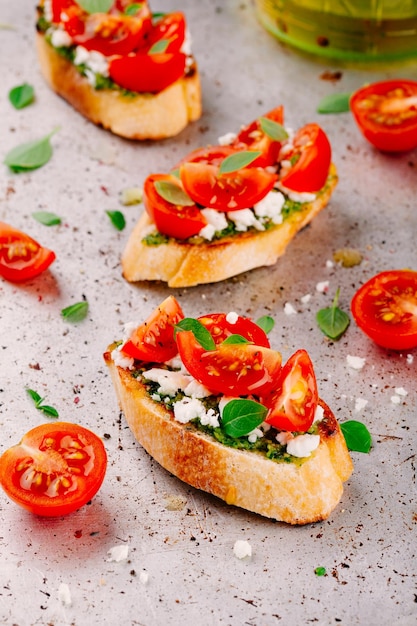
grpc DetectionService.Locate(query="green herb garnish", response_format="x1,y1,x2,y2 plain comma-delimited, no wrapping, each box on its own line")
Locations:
61,301,89,323
221,399,267,438
27,389,59,418
316,288,350,340
124,3,143,16
175,318,216,350
154,180,194,206
219,150,262,175
106,210,126,231
9,83,35,110
259,117,288,141
32,211,61,226
341,420,372,453
75,0,113,14
222,334,251,345
314,566,327,576
317,92,352,114
256,315,275,334
149,39,170,54
4,127,59,172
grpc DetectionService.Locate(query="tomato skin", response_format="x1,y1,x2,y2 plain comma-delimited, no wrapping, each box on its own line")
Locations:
179,162,278,212
233,105,284,167
121,296,184,362
279,123,331,193
350,80,417,153
0,222,55,282
263,349,318,432
146,12,186,53
109,51,186,93
176,145,240,167
197,313,270,348
351,270,417,350
143,173,207,239
176,330,282,396
0,422,107,517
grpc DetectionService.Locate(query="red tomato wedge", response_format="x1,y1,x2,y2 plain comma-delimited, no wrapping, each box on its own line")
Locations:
176,330,282,396
197,313,270,347
109,51,186,93
263,349,318,432
0,222,55,282
143,173,206,239
0,422,107,517
279,123,331,193
233,105,284,167
179,162,277,211
121,296,184,362
145,11,186,53
351,270,417,350
350,79,417,152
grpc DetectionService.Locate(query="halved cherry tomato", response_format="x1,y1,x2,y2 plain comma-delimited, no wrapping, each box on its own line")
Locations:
263,349,318,432
0,222,56,282
350,79,417,153
121,296,184,362
176,329,282,396
145,11,186,53
197,313,270,347
176,145,240,167
50,0,76,24
279,123,331,193
143,173,207,239
233,106,284,167
351,270,417,350
179,162,278,211
0,422,107,517
109,51,186,93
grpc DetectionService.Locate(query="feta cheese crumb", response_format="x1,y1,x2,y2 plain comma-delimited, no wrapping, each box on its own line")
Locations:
326,259,334,268
286,434,320,458
233,540,252,559
346,355,366,370
218,132,237,145
107,545,129,562
276,431,293,445
355,398,368,412
57,583,71,606
173,397,219,427
112,345,134,370
225,311,239,324
247,427,264,443
316,280,329,293
406,354,414,364
275,182,316,204
284,302,297,315
198,208,228,240
183,378,212,398
391,395,401,404
139,570,149,585
395,387,408,397
253,190,285,224
142,368,190,396
50,27,72,48
300,293,311,304
227,208,264,231
313,404,324,423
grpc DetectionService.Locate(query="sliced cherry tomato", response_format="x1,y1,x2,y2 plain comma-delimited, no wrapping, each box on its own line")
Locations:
143,173,207,239
350,79,417,153
176,330,282,396
50,0,76,24
351,270,417,350
0,422,107,517
197,313,270,348
179,162,277,211
0,222,55,282
263,349,318,432
233,106,284,167
145,11,186,53
109,51,186,93
176,145,240,167
121,296,184,362
279,123,331,193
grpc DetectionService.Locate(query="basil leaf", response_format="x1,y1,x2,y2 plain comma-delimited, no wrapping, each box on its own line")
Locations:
149,39,170,54
222,334,251,345
317,92,352,114
106,210,126,231
314,567,327,576
75,0,113,14
27,388,42,405
219,150,262,175
221,399,267,438
39,405,59,418
175,318,216,351
61,301,89,323
154,180,194,206
316,288,350,340
124,3,143,15
256,315,275,334
9,83,35,110
4,127,59,172
259,117,288,141
169,168,181,179
341,420,372,453
32,211,62,226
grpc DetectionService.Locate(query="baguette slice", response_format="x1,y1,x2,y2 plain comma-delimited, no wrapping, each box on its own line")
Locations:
35,32,202,140
104,349,353,524
122,164,337,287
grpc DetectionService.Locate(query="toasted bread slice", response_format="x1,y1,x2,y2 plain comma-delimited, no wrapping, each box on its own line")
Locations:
122,164,337,287
104,349,353,524
35,32,202,140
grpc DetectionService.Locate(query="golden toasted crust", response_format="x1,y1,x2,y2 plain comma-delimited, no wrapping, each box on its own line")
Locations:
35,32,202,140
104,350,353,524
121,165,338,286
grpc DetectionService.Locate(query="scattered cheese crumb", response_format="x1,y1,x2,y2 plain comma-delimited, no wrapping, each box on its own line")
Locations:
346,355,366,370
300,294,311,304
395,387,408,397
406,354,414,364
284,302,297,315
139,570,149,585
325,259,334,268
355,398,368,412
391,395,401,405
58,583,71,606
286,434,320,458
316,280,329,293
107,545,129,562
233,540,252,559
225,311,239,324
218,132,237,145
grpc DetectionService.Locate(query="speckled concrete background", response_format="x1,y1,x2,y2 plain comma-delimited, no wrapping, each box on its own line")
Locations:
1,2,416,625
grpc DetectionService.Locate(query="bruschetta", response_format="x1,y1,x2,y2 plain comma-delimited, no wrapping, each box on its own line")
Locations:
104,296,353,524
121,107,338,286
36,1,201,139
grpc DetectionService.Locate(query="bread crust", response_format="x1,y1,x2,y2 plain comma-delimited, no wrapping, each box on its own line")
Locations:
35,32,202,140
122,165,338,286
104,350,353,524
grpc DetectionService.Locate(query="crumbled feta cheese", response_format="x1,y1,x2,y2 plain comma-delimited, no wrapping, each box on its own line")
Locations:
74,46,109,85
218,132,237,145
199,208,228,240
180,28,192,56
183,378,212,398
395,387,408,397
300,293,312,304
326,259,334,268
233,540,252,559
44,0,53,22
139,570,149,585
57,583,71,606
284,302,297,315
248,427,264,443
226,311,239,324
253,190,285,224
276,431,293,445
391,395,401,405
107,545,129,562
121,321,138,344
218,396,234,415
316,280,329,293
276,182,316,204
355,397,368,412
346,355,366,370
286,434,320,458
227,208,264,231
112,345,134,370
313,404,324,423
406,354,414,364
173,397,219,427
142,368,190,396
50,27,72,48
165,355,189,373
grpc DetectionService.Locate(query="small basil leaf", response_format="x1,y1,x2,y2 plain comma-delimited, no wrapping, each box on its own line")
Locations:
175,318,216,351
39,405,59,418
149,39,170,54
259,117,288,141
221,334,251,345
4,127,59,172
169,168,181,179
9,83,35,109
124,3,143,16
61,301,89,323
317,92,352,114
154,180,195,206
32,211,62,226
255,315,275,334
219,150,262,175
340,420,372,453
106,210,126,231
27,388,42,405
316,288,350,340
314,567,327,576
221,399,267,438
76,0,113,14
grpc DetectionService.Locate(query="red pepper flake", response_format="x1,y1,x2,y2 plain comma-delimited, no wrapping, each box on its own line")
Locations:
74,396,80,404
